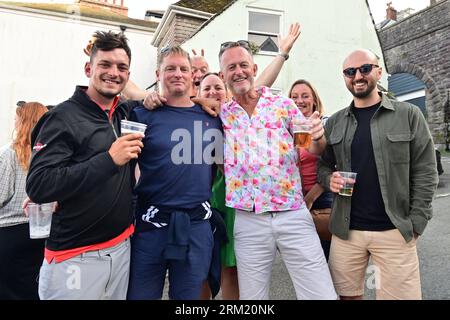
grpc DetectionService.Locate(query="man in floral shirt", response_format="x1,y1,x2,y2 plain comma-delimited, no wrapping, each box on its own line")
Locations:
218,41,337,300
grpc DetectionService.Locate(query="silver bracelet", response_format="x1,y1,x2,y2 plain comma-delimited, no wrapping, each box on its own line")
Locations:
278,52,289,61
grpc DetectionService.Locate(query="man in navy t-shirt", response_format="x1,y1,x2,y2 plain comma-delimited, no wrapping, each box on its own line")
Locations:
127,46,223,300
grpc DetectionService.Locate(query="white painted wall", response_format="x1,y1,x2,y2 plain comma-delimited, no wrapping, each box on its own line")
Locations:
0,6,157,146
183,0,388,116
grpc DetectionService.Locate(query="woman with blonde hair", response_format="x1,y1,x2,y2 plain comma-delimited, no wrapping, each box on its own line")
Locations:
289,80,334,260
0,102,48,299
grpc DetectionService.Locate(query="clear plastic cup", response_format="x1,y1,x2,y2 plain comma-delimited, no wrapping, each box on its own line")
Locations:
28,202,55,239
293,118,313,148
338,171,357,196
120,120,147,136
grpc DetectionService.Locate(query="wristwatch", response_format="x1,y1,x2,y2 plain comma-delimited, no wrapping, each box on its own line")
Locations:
278,52,289,61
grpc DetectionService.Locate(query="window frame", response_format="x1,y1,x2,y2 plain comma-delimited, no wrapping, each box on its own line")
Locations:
247,7,283,56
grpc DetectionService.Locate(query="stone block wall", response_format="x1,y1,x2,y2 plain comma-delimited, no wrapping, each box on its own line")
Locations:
378,0,450,148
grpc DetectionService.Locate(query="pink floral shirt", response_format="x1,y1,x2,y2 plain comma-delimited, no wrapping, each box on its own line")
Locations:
220,86,305,214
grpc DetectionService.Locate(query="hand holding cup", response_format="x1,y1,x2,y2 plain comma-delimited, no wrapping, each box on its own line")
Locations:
293,117,313,148
330,171,357,196
28,202,56,239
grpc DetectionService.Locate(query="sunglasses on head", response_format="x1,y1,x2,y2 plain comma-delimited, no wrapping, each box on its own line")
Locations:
16,100,26,107
343,64,379,78
219,40,251,55
160,46,171,54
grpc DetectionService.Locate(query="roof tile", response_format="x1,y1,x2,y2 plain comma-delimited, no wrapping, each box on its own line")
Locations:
174,0,236,14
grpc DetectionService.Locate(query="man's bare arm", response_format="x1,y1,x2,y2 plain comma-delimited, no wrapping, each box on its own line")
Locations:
255,23,301,87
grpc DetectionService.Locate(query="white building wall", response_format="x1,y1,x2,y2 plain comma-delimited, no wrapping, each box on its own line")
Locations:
0,6,157,146
183,0,387,116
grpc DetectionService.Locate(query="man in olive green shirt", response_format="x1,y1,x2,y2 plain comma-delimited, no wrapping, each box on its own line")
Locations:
317,49,438,300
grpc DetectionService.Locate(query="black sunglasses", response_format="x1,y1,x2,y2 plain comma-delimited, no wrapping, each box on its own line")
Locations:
219,40,251,56
343,64,379,78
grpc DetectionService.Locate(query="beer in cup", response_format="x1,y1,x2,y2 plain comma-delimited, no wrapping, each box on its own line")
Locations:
293,118,312,148
338,171,357,196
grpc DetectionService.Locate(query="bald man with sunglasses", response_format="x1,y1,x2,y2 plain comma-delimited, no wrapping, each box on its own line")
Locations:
317,49,438,300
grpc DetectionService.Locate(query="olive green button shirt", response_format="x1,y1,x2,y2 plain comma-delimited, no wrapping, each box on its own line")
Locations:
317,93,438,242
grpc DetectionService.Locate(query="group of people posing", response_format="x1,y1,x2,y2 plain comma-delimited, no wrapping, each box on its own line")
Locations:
0,22,438,300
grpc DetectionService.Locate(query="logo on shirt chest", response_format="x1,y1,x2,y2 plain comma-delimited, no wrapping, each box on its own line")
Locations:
33,142,47,152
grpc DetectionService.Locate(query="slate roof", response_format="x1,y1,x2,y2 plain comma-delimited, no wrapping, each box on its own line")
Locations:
174,0,236,14
171,0,238,39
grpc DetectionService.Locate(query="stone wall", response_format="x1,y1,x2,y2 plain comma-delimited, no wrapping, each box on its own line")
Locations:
378,0,450,149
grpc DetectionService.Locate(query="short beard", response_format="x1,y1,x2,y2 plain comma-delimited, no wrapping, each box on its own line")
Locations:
352,90,371,99
348,81,376,99
230,80,253,96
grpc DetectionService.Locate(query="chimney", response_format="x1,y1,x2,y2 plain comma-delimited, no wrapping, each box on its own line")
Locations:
386,2,397,21
78,0,128,16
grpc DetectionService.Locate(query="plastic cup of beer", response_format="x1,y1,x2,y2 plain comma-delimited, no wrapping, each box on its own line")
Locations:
28,202,55,239
120,120,147,136
293,118,313,148
338,171,357,196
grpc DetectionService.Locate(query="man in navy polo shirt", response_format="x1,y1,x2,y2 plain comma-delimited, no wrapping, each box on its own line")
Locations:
127,46,223,300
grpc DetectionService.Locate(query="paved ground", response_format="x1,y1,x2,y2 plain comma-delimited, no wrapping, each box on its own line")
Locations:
419,156,450,299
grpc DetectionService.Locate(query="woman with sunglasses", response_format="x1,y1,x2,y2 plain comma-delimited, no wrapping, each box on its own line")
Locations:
0,102,48,299
289,80,334,260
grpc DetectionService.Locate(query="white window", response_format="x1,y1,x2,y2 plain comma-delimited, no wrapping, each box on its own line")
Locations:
248,9,282,54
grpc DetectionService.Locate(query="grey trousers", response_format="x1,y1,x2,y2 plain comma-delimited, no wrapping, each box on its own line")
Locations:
38,237,130,300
